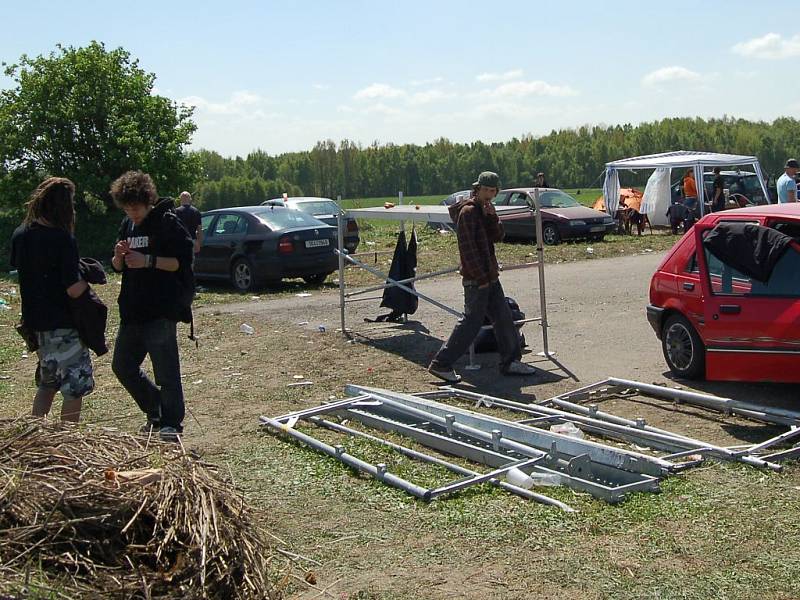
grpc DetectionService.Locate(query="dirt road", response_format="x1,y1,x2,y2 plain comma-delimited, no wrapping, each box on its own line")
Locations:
209,250,795,407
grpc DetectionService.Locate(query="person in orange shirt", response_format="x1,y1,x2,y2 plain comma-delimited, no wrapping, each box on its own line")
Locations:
682,169,698,226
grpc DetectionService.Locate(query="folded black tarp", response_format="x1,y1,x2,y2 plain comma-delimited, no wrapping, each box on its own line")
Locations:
703,222,793,283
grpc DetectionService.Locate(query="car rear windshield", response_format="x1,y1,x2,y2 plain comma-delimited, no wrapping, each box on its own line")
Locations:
251,209,323,230
291,200,340,215
539,191,581,208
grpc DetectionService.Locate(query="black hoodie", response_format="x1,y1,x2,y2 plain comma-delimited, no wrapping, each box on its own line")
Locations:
116,199,194,323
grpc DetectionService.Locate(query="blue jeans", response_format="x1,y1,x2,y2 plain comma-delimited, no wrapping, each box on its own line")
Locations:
431,280,522,372
112,318,185,431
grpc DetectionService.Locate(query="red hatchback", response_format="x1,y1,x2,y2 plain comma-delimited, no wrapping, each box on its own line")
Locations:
647,203,800,382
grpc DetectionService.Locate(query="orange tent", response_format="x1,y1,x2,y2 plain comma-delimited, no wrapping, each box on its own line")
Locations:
593,188,644,212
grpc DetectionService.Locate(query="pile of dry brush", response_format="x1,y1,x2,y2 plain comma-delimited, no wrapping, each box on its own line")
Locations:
0,418,290,599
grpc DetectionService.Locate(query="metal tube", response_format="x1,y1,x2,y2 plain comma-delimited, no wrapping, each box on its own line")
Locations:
340,252,463,318
345,266,460,298
745,427,800,455
309,416,574,511
261,416,432,500
432,387,781,471
607,378,800,426
532,189,550,357
264,395,372,423
426,457,543,498
336,205,347,336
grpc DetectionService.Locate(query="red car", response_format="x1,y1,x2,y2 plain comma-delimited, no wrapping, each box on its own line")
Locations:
647,203,800,382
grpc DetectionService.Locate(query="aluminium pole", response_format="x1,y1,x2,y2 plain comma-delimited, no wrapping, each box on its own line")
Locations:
261,416,432,500
337,201,347,337
308,416,575,511
532,189,551,357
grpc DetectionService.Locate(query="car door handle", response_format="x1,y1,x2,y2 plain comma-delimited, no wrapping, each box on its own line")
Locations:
719,304,741,315
682,282,695,291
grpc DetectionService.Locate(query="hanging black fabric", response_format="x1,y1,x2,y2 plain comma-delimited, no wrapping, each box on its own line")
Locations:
370,229,419,322
703,222,793,283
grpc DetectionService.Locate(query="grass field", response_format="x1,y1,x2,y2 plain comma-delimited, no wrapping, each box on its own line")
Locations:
1,269,799,599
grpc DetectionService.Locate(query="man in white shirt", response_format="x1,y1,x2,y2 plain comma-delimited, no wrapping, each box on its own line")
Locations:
777,158,798,203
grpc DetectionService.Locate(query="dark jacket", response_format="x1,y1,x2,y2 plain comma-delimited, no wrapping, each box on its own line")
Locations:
449,195,504,286
115,199,194,323
68,285,108,356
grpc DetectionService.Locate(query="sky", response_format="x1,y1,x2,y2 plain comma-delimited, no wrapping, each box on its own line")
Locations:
3,0,799,157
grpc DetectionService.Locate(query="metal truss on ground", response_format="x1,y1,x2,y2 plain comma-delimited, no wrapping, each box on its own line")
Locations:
261,381,800,510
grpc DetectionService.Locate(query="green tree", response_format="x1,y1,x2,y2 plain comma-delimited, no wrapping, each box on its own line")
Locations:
0,41,197,210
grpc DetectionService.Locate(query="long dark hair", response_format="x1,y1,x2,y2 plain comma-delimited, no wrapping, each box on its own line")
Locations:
23,177,76,232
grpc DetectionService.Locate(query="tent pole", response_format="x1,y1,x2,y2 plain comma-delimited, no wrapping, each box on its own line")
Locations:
533,189,551,357
337,201,347,337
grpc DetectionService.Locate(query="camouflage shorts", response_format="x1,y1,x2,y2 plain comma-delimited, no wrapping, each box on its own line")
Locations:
35,328,94,398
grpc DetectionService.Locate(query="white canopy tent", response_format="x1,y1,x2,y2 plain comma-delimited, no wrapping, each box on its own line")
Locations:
602,151,771,227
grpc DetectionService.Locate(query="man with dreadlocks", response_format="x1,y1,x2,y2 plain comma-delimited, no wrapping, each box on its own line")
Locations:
10,178,94,422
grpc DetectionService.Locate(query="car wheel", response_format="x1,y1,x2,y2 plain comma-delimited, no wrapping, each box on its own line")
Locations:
542,223,560,245
661,314,705,379
231,258,257,292
303,272,330,286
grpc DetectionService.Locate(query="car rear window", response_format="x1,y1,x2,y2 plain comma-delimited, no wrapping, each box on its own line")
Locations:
538,191,581,208
702,227,800,298
292,200,340,215
251,209,323,230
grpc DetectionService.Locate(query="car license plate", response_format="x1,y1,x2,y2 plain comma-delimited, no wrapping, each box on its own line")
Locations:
589,225,605,232
305,239,330,248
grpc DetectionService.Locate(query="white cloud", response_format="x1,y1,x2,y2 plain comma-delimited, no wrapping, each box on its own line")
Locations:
312,83,330,90
353,83,405,100
362,103,405,117
641,66,701,87
410,76,443,87
494,80,578,97
408,89,453,105
476,69,523,82
732,33,800,59
179,90,264,115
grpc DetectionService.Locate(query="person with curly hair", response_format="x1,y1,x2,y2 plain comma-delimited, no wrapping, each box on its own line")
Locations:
10,177,93,422
110,171,193,442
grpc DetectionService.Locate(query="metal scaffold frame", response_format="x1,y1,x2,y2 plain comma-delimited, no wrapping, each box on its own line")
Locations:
334,190,554,363
260,380,800,509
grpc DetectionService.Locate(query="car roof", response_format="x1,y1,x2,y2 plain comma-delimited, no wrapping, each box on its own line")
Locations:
203,205,292,215
267,196,336,203
499,187,560,193
701,202,800,221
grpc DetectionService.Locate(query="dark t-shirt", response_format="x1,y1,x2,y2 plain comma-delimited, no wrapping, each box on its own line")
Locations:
116,200,194,323
712,175,725,210
174,204,201,239
10,223,80,331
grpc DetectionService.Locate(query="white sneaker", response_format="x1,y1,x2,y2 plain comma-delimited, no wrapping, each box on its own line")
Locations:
428,365,462,384
503,361,538,376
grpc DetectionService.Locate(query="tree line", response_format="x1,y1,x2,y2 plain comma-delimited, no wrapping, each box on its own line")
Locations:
2,43,799,215
191,116,800,207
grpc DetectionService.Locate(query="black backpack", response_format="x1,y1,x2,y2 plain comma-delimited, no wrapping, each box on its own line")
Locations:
473,296,526,353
